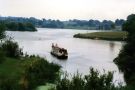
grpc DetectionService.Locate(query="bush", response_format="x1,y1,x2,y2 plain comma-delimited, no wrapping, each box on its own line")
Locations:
56,68,115,90
0,75,19,90
1,38,23,58
0,49,5,64
21,56,61,90
0,22,5,39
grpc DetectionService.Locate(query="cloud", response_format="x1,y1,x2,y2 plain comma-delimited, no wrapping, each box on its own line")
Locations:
0,0,135,20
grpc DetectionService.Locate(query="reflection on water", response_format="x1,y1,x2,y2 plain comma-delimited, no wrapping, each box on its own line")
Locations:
6,28,125,85
109,42,115,51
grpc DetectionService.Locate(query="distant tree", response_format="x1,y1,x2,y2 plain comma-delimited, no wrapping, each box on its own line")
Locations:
111,23,115,29
6,22,18,30
25,23,37,31
115,19,125,26
18,23,25,31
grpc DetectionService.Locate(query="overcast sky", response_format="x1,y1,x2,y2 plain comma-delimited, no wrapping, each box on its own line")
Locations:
0,0,135,21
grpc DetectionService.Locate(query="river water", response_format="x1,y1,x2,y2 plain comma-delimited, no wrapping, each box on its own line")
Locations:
6,28,125,85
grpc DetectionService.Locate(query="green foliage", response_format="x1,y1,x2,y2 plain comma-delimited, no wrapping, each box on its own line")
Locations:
0,22,5,39
1,39,23,58
6,22,18,31
24,57,61,89
0,49,5,64
122,14,135,34
111,23,116,29
0,22,6,63
25,23,37,31
56,68,115,90
0,76,20,90
114,14,135,84
6,22,37,31
0,56,61,90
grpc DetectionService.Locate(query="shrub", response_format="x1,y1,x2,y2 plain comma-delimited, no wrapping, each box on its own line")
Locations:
1,38,23,58
0,22,5,39
0,75,19,90
56,68,115,90
22,57,61,90
0,49,5,64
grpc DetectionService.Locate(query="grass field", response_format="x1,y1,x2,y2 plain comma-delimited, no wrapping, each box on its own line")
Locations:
74,31,128,41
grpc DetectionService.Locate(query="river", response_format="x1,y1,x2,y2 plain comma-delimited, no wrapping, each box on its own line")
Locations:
6,28,125,85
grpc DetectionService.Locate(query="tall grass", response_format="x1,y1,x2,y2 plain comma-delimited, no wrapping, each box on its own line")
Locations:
74,31,128,41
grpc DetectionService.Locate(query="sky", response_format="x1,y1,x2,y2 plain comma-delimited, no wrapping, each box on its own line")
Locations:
0,0,135,21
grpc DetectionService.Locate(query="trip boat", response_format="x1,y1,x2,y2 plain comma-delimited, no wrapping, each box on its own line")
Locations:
51,43,68,59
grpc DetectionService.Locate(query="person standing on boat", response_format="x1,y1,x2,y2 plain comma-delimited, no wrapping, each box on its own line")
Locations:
55,43,58,47
52,43,54,47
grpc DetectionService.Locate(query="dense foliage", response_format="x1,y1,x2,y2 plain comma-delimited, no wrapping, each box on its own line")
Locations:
56,68,116,90
1,39,23,58
0,21,37,31
0,22,6,63
114,14,135,84
0,49,5,64
0,55,61,90
5,22,37,31
23,56,61,90
0,22,5,39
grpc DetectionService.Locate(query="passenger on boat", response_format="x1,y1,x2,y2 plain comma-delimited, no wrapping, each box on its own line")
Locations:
52,43,54,47
52,43,59,48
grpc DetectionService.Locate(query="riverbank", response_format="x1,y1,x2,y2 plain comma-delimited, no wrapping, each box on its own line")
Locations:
74,31,128,41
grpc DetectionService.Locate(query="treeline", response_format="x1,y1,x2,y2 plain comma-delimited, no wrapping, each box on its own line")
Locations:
0,21,37,31
0,16,125,30
114,14,135,85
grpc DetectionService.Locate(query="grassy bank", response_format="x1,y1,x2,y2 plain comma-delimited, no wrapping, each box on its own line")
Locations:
0,56,60,90
74,31,128,41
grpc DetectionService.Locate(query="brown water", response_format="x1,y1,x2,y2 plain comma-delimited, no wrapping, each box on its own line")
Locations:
6,28,125,85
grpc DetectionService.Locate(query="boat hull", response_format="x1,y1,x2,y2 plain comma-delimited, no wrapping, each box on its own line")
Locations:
51,52,68,59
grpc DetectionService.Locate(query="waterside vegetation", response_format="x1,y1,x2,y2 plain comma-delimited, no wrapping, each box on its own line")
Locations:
74,31,128,41
0,21,37,31
114,14,135,85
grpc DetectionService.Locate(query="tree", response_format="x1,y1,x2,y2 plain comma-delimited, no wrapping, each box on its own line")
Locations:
23,57,61,90
0,22,6,63
122,14,135,35
114,14,135,84
18,23,25,31
1,39,23,58
25,23,37,31
0,22,5,39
